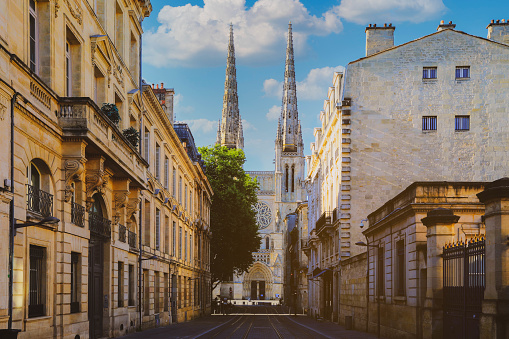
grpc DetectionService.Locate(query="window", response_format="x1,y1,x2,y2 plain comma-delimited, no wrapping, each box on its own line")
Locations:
172,221,176,256
185,231,188,262
190,235,193,262
154,272,160,313
184,184,188,210
94,67,105,105
422,116,437,131
396,240,405,296
172,167,176,197
155,143,161,181
115,1,124,58
29,245,45,318
143,200,150,246
144,128,150,162
129,32,138,77
291,166,295,192
70,252,80,313
179,227,182,259
65,41,71,96
422,67,437,79
377,247,385,297
165,215,170,254
128,264,135,306
179,176,182,203
266,237,270,250
29,0,38,73
285,165,289,192
118,261,124,307
456,66,470,79
164,273,169,311
455,115,470,131
143,269,149,315
164,156,169,190
155,208,160,250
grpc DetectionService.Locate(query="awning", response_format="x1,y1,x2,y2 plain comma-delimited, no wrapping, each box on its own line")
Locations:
312,267,331,279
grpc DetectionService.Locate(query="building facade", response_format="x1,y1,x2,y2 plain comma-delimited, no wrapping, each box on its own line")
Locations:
0,1,212,338
305,19,509,330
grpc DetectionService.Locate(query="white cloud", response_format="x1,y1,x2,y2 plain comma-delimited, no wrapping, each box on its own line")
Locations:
183,119,218,134
266,105,281,121
337,0,446,24
242,119,256,131
298,66,344,100
263,65,344,101
143,0,342,67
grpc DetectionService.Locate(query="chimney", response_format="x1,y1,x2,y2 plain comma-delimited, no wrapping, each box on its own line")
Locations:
365,23,395,57
152,84,154,89
437,20,456,31
161,82,164,89
487,19,509,44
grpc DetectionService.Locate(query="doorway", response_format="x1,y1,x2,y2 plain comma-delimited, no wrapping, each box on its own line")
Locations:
88,236,104,339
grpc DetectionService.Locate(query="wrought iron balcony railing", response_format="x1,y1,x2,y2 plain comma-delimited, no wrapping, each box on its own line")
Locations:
119,224,126,243
316,211,333,230
128,230,137,249
71,202,85,227
88,211,111,238
26,184,53,217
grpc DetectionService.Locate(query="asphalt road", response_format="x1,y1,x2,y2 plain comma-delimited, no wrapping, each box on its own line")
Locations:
120,305,377,339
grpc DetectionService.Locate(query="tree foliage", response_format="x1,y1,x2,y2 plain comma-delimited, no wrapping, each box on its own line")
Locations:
199,145,260,288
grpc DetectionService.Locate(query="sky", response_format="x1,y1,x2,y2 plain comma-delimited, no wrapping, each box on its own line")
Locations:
141,0,509,171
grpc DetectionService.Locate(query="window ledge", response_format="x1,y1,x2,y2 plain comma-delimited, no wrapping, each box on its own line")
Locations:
25,315,52,323
422,79,437,82
422,130,437,133
455,130,470,132
455,78,470,82
393,296,407,302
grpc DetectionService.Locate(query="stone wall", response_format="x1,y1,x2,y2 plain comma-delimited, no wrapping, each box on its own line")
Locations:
339,252,367,331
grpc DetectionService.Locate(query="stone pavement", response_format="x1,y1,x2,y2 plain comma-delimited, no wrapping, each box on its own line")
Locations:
119,314,379,339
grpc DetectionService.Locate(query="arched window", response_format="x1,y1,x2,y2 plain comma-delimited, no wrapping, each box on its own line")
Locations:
265,237,270,250
285,165,289,192
291,165,295,193
26,161,53,217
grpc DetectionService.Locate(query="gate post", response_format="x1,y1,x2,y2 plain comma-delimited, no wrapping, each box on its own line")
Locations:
421,208,459,339
477,178,509,339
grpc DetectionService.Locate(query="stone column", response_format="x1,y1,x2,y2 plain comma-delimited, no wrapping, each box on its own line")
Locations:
477,178,509,339
421,208,459,339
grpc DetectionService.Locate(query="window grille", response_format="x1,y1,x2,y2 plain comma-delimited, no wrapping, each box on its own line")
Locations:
455,115,470,131
377,246,385,297
70,252,80,313
422,116,437,131
118,262,124,307
128,264,135,306
396,240,405,296
29,245,45,318
155,208,161,250
155,144,160,181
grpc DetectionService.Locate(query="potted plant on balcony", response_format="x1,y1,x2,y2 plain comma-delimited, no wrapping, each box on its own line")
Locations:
122,126,140,148
101,103,121,126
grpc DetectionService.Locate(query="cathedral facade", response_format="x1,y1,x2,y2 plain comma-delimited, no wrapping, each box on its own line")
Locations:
215,24,306,301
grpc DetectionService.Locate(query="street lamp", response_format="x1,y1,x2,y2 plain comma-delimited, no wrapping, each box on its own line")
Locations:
6,216,60,338
356,240,381,338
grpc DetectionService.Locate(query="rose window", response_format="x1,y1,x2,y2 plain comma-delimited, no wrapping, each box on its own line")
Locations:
254,202,272,229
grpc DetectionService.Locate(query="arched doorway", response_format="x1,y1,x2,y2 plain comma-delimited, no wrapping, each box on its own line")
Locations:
243,263,273,300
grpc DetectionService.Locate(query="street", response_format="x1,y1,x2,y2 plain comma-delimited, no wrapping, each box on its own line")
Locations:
120,306,377,338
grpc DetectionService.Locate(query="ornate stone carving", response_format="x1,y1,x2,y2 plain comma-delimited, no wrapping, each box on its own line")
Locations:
114,190,130,217
126,196,141,220
85,158,110,209
64,0,83,25
63,158,85,202
55,0,60,18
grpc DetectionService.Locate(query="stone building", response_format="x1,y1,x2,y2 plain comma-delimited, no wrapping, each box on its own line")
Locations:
0,1,212,338
283,202,308,313
214,24,306,303
305,19,509,329
305,71,344,320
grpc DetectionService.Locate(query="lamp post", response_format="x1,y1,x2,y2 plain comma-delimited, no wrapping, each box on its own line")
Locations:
4,216,60,338
356,240,381,338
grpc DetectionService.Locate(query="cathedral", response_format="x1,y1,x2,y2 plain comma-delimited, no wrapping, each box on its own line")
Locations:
214,24,306,302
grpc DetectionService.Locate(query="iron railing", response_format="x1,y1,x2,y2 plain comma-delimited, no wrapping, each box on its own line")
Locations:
443,237,485,339
128,230,137,249
316,211,333,230
119,224,126,243
71,202,85,227
88,211,111,238
26,184,53,217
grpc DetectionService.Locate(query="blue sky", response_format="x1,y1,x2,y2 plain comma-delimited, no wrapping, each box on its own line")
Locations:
141,0,509,171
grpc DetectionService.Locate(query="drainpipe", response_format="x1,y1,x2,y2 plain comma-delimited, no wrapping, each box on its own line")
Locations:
138,201,142,330
8,92,20,330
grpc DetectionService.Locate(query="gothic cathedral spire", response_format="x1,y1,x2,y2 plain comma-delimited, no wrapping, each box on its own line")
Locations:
277,23,303,155
216,24,244,149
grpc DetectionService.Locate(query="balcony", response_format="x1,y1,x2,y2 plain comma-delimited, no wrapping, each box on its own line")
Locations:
316,211,334,238
57,97,147,184
128,230,137,249
88,211,111,238
71,202,85,227
119,224,126,243
26,184,53,217
253,251,271,265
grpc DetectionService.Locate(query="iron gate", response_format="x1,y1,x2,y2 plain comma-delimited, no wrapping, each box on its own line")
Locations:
443,238,485,339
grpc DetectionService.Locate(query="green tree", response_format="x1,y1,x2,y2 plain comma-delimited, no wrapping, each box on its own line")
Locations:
199,145,261,289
